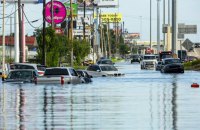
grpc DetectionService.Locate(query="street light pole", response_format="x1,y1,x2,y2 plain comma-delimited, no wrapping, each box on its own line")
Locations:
150,0,152,49
172,0,177,54
157,0,161,53
83,0,86,39
70,0,74,66
2,0,6,79
43,0,46,65
163,0,165,50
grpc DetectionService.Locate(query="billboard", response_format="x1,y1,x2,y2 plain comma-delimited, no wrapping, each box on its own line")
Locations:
44,1,66,24
97,0,118,7
73,29,91,36
75,14,93,27
63,3,78,17
4,0,43,3
97,13,122,23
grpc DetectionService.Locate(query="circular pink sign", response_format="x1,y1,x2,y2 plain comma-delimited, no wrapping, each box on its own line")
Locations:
44,1,66,24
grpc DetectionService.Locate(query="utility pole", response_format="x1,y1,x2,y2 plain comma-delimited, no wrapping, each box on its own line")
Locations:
83,0,86,39
157,0,161,53
10,16,12,61
14,1,19,63
163,0,165,50
51,0,54,28
150,0,152,49
43,0,46,65
22,4,25,62
166,0,171,51
107,20,111,59
70,0,74,66
172,0,177,54
18,0,23,63
2,0,6,79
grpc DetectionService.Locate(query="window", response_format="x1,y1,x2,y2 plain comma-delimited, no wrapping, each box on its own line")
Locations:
14,65,35,70
69,69,78,76
87,65,100,71
44,68,69,75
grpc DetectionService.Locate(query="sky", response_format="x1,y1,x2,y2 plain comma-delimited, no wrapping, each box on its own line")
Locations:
0,0,200,42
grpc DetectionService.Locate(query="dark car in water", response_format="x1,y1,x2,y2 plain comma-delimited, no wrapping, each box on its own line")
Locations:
155,61,162,71
131,55,140,63
3,69,38,83
160,58,184,73
76,70,92,83
97,59,114,65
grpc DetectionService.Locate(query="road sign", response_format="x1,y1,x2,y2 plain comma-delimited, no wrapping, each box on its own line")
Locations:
178,24,197,34
178,33,184,39
182,38,194,51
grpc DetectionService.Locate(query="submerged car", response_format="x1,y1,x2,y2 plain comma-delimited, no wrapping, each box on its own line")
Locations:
3,69,38,83
97,59,114,65
86,64,124,77
131,55,140,63
160,58,184,73
76,70,92,83
11,63,46,76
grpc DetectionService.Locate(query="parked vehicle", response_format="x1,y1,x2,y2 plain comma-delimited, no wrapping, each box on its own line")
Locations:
177,50,187,62
159,51,173,61
155,61,162,71
2,69,38,83
86,64,124,77
97,59,114,65
36,67,83,84
140,55,157,69
131,55,140,63
76,70,92,83
160,58,184,73
11,63,46,76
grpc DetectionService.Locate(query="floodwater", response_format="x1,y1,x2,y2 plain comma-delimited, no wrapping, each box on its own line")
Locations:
1,61,200,130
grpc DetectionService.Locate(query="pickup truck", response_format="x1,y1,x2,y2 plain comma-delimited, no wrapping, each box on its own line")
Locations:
140,55,157,69
35,67,83,84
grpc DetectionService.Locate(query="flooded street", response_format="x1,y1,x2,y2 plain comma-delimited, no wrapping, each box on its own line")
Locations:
1,61,200,130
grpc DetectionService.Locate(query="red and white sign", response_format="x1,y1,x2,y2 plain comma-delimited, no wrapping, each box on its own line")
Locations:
55,28,64,35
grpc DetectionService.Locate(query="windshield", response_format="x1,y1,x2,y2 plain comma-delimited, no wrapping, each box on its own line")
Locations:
8,71,33,79
100,66,118,71
165,59,181,64
143,56,156,60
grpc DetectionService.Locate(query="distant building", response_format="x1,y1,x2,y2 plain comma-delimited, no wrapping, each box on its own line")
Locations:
0,36,37,61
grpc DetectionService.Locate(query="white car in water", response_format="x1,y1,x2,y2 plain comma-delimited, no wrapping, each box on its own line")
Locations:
86,64,124,77
140,55,158,69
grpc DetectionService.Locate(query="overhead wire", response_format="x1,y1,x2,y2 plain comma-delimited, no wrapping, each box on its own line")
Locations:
0,5,22,19
22,8,44,29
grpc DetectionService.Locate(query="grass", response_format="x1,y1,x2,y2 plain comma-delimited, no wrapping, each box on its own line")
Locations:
184,59,200,70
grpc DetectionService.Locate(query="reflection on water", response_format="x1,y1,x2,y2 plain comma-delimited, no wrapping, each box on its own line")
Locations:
1,63,200,130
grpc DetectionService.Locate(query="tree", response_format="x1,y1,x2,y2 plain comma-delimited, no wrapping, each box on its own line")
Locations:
73,39,90,65
119,44,130,56
35,27,90,67
35,27,69,67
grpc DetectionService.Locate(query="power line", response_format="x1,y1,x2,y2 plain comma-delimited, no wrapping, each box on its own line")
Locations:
0,5,22,19
22,9,44,29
